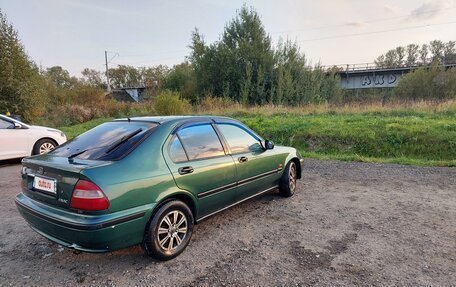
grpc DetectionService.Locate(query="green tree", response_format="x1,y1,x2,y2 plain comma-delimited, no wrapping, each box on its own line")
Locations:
419,44,429,65
44,66,77,89
430,40,445,64
395,46,405,66
0,9,46,121
375,40,456,67
81,68,105,88
108,65,142,88
162,62,196,102
443,41,456,64
405,44,419,66
240,63,252,104
384,49,399,67
140,65,170,85
188,6,341,105
190,5,274,104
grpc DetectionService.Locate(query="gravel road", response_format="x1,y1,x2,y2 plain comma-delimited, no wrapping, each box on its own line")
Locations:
0,159,455,287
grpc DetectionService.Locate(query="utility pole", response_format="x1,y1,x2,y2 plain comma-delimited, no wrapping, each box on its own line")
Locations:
105,50,111,92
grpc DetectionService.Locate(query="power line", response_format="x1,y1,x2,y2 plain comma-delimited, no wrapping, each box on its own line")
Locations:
108,52,119,62
101,9,456,68
112,6,456,61
297,20,456,43
271,6,456,35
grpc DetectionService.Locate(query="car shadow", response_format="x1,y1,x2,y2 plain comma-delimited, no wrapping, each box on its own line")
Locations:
0,158,22,167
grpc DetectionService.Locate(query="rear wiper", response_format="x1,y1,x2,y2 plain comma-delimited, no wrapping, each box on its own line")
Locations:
104,128,143,154
68,149,89,160
67,148,91,163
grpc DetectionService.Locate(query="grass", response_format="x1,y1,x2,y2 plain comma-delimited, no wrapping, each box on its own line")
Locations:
58,101,456,167
236,112,456,167
60,117,113,140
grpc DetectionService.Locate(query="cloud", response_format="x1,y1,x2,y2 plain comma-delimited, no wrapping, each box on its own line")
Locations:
383,4,400,14
409,0,453,20
344,21,366,27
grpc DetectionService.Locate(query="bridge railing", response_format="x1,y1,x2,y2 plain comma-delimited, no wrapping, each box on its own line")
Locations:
322,62,456,73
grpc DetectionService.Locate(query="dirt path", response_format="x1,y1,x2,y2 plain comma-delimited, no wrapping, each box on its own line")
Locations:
0,159,455,287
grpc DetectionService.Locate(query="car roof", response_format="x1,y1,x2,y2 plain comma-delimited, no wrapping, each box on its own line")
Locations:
114,115,236,125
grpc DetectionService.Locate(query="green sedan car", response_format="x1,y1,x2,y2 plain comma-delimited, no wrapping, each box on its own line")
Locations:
16,116,302,260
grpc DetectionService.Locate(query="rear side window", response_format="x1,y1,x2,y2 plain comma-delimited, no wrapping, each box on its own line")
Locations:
177,124,225,160
169,136,188,163
51,121,158,160
217,123,261,154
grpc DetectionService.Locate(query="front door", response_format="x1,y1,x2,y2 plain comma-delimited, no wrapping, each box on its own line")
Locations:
0,118,29,160
215,123,282,201
163,123,237,219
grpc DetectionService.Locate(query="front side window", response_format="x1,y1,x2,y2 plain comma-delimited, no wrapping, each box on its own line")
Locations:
177,124,225,160
217,123,261,154
0,118,13,129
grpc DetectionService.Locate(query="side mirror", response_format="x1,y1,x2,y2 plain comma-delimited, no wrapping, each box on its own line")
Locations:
264,140,274,150
14,122,22,129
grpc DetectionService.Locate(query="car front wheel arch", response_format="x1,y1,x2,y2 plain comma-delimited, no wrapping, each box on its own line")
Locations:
290,157,302,179
32,138,58,155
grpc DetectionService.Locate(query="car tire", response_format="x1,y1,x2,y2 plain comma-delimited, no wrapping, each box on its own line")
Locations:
143,200,194,261
33,139,57,155
279,161,297,197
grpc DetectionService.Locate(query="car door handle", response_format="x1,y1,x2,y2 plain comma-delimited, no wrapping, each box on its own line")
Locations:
178,166,194,175
238,156,248,163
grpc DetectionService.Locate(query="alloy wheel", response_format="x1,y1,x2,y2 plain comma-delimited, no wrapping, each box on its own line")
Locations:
39,142,55,154
289,162,297,192
157,210,188,251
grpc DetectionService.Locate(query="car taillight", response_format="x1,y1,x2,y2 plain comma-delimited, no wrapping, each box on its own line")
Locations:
70,180,109,211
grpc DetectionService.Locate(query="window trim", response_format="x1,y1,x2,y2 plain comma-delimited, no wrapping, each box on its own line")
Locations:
167,134,189,163
171,123,228,162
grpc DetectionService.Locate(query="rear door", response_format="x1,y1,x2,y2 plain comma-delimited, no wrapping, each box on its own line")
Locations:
215,122,282,201
0,117,29,159
163,122,237,218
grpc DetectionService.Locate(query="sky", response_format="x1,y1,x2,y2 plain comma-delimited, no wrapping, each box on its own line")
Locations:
0,0,455,76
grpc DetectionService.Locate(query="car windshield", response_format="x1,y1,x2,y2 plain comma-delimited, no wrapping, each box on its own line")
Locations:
51,121,158,160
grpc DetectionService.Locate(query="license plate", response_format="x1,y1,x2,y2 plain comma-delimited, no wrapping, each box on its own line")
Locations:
33,176,56,194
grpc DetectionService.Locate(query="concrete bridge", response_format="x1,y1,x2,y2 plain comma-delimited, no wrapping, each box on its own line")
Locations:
327,63,456,89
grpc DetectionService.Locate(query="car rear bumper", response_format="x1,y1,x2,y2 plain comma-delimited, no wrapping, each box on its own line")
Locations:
15,193,155,252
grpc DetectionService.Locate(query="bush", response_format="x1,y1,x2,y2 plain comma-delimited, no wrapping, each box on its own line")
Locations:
37,99,154,127
199,96,237,111
395,67,456,101
153,90,191,115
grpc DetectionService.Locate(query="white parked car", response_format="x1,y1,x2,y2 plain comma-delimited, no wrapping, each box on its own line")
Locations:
0,114,67,160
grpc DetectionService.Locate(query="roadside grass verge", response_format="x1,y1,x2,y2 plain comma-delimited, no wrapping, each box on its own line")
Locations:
59,102,456,167
237,113,456,167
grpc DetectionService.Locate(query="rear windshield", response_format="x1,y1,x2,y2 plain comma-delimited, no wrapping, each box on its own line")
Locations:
51,121,158,160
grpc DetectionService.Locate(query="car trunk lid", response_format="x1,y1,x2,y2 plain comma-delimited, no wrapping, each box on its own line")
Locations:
21,154,111,210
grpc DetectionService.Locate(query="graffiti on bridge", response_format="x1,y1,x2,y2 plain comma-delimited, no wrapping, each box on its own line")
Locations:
362,74,397,87
341,73,402,89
